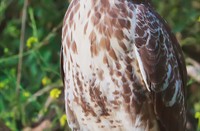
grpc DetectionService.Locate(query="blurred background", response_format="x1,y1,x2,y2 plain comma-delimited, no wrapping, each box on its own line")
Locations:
0,0,200,130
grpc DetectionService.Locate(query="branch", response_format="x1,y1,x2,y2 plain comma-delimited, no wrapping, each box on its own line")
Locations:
25,82,63,105
186,58,200,83
16,0,28,95
23,120,51,131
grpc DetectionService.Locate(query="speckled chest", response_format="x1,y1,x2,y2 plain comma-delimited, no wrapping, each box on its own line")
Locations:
61,0,157,130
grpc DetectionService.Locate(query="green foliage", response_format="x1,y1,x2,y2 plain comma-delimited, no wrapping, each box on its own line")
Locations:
0,0,200,130
0,0,69,130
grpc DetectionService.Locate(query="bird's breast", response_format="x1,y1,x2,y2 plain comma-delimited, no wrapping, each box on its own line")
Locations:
62,0,159,130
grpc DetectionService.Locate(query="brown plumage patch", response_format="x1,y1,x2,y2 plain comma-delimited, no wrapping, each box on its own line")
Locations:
89,31,99,57
123,95,131,104
123,83,131,94
80,96,97,117
97,70,104,80
109,68,114,76
66,35,71,48
116,71,122,77
71,41,78,54
89,31,96,44
109,48,118,61
119,42,127,51
111,125,117,128
113,90,120,95
87,10,91,17
103,54,109,65
109,120,114,124
121,76,127,83
108,8,118,18
84,22,88,34
101,0,110,8
100,37,110,50
106,27,113,38
115,62,121,70
64,0,78,22
125,56,132,64
76,76,83,92
89,87,109,116
91,43,99,57
74,3,80,14
95,12,101,19
91,14,100,25
69,12,74,21
114,29,124,40
104,15,112,28
62,25,68,41
118,19,131,29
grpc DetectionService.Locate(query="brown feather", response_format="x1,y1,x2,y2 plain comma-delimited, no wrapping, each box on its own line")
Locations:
134,3,187,131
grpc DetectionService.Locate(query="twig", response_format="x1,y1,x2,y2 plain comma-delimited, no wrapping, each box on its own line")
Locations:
186,58,200,83
25,82,62,105
23,120,51,131
37,96,53,120
25,82,63,119
16,0,28,95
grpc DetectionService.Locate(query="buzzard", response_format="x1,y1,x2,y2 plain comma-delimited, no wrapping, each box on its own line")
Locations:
60,0,187,130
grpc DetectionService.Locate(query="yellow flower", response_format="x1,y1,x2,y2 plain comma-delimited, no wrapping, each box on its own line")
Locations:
23,91,31,97
195,112,200,119
50,88,61,99
198,16,200,22
195,112,200,128
59,114,67,127
5,121,11,127
4,48,9,54
0,82,5,89
26,36,38,48
0,79,9,89
42,76,51,86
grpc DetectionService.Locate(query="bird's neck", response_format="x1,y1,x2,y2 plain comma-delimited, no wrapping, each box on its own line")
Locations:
78,0,150,8
79,0,114,7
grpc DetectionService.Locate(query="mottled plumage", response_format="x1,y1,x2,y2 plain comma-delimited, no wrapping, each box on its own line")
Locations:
60,0,187,130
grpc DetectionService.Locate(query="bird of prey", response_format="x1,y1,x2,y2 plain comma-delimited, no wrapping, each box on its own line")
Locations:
60,0,187,130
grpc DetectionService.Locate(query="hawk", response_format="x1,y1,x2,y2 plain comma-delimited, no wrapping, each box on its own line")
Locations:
60,0,187,130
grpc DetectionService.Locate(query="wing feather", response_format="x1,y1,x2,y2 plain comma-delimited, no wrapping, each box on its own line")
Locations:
133,4,187,131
